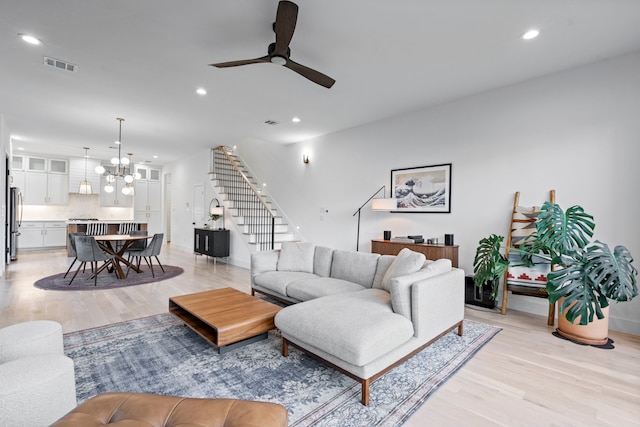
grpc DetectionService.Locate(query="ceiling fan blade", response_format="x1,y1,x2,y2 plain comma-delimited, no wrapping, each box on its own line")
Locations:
210,56,270,68
285,59,335,88
273,1,298,56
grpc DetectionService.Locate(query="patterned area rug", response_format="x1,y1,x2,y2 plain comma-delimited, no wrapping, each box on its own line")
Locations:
34,265,183,290
64,313,501,426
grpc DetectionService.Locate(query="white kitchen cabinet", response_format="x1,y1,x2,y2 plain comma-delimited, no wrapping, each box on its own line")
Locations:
19,221,67,249
135,180,162,211
134,165,161,182
26,157,67,173
11,155,26,190
134,165,162,234
24,171,69,205
22,156,69,205
19,222,46,249
27,156,47,172
44,222,68,247
12,155,25,170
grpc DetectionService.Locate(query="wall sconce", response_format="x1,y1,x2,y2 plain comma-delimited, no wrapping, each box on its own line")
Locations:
302,153,310,164
209,198,225,230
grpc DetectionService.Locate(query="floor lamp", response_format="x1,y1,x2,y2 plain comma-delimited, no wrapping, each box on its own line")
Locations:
352,186,396,251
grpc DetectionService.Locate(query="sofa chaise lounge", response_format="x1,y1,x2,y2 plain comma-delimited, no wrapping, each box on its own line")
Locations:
251,242,465,405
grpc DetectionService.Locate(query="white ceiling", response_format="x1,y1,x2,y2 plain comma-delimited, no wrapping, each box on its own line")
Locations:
2,0,640,165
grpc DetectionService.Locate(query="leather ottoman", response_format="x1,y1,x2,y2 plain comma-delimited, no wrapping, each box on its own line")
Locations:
51,392,288,427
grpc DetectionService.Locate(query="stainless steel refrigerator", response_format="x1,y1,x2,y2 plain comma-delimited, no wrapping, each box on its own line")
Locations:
9,186,23,261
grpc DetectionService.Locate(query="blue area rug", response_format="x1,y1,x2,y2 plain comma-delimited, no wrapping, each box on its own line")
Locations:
64,313,500,426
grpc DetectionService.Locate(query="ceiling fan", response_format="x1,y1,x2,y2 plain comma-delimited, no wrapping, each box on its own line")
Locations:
210,0,335,89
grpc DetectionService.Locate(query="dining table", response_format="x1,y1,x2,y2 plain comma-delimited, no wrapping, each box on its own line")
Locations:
93,234,152,279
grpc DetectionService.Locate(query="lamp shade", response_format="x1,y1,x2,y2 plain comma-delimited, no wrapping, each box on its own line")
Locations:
371,198,397,211
78,180,93,195
209,207,224,216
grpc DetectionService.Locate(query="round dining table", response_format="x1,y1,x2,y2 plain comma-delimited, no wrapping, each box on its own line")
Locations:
93,234,152,279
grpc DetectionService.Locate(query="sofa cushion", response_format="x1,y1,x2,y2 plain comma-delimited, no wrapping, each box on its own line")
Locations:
253,271,318,296
372,255,396,289
390,258,453,320
275,289,414,367
277,242,315,273
287,277,365,301
313,246,334,277
250,250,280,279
381,248,426,291
330,250,380,288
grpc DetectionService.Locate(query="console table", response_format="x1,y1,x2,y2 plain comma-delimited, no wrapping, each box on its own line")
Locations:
371,239,459,267
194,228,230,259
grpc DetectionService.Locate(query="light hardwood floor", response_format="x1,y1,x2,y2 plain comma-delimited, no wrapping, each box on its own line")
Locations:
1,246,639,426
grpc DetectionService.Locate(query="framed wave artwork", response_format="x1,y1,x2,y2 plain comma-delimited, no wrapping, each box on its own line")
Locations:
391,163,452,213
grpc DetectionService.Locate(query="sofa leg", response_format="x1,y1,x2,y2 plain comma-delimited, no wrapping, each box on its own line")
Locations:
458,321,464,336
282,339,289,357
361,379,370,405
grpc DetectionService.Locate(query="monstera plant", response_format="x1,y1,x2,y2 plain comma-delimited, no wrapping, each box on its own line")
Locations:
473,202,637,333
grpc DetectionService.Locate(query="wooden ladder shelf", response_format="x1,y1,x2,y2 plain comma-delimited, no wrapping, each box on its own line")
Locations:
501,190,556,326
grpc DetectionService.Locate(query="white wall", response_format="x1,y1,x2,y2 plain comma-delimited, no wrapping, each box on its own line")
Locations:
230,51,640,335
0,114,8,276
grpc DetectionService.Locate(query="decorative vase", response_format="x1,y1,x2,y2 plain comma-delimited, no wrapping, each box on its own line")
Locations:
556,298,609,345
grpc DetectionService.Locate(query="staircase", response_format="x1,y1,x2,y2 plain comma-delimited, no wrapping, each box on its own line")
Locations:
210,146,297,251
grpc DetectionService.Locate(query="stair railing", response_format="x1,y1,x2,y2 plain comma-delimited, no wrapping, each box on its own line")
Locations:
211,146,276,251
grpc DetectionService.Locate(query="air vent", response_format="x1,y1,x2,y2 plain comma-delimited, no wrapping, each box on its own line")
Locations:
43,56,77,72
264,120,279,125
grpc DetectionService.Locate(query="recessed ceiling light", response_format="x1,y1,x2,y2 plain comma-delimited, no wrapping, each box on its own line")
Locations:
522,29,540,40
153,155,158,159
292,117,301,123
18,33,42,45
196,88,207,95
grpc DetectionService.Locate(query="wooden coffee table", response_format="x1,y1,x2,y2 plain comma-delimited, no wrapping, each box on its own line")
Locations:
169,287,282,354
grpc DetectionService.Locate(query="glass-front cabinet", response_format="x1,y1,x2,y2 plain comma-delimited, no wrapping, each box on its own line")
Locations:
22,155,69,205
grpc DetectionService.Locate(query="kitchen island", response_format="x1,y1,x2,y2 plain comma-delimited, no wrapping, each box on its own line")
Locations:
66,220,147,256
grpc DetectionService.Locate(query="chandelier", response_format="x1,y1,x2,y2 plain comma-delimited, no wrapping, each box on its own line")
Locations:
95,117,140,195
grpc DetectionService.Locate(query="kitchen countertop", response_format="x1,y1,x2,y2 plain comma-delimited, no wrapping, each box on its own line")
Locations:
66,220,140,224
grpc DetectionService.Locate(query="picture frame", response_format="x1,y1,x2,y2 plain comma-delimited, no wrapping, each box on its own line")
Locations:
390,163,452,213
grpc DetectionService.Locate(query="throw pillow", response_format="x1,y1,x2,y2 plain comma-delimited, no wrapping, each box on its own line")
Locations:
277,242,315,273
389,258,453,320
381,248,426,291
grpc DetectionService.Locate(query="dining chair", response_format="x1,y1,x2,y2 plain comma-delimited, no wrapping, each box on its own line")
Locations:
126,233,164,278
124,230,148,257
115,228,147,253
63,232,86,278
68,236,115,286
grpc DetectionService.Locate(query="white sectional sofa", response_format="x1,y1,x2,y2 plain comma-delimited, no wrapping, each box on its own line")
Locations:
250,242,465,405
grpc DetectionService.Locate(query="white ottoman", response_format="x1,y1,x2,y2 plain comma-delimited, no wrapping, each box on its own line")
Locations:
0,355,77,426
0,320,63,363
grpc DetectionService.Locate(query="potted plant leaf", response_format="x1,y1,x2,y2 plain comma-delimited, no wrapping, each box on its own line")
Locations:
209,212,222,229
473,201,638,345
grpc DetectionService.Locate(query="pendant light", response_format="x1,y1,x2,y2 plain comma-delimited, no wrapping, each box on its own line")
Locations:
78,147,93,194
95,117,137,194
